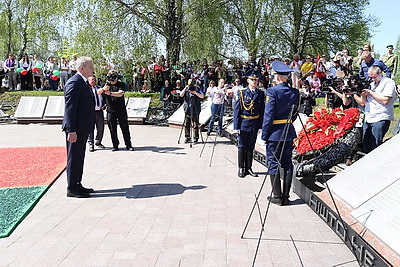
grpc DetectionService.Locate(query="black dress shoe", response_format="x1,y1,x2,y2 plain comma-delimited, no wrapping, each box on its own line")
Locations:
126,146,135,151
111,147,119,151
96,143,105,149
67,191,90,198
89,146,95,152
267,196,282,205
238,168,246,178
78,184,95,193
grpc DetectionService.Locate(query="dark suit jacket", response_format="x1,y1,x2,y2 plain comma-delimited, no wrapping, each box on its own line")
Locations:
62,74,95,134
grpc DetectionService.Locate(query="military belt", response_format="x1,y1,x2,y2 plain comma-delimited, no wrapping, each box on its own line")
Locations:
240,115,260,119
272,119,292,124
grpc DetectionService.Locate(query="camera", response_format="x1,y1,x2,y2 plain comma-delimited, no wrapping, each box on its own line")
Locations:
322,78,335,92
106,73,118,82
342,75,371,94
188,85,196,92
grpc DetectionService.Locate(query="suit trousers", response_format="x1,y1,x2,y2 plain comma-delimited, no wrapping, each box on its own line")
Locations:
66,132,89,191
88,110,105,146
107,111,132,148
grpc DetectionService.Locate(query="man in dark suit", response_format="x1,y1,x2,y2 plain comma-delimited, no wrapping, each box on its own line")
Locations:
62,56,96,198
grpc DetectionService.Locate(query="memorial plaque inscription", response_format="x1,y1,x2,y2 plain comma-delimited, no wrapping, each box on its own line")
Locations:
14,97,48,119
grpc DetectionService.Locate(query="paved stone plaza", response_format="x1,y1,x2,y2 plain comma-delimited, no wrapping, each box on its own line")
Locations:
0,124,358,266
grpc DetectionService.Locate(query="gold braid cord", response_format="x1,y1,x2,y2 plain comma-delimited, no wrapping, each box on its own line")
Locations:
239,89,254,111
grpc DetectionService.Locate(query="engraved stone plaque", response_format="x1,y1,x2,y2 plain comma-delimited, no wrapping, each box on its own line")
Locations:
327,133,400,209
14,97,47,119
126,98,150,118
167,105,185,124
350,179,400,254
199,101,212,125
44,96,65,118
168,101,212,126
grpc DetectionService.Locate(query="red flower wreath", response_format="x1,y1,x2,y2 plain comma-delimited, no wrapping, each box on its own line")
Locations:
294,108,360,155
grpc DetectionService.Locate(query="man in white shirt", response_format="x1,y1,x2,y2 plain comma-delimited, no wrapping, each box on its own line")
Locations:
87,75,106,152
354,66,396,153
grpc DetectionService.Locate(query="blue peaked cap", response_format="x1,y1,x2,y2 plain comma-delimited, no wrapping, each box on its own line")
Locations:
271,61,293,75
245,69,260,79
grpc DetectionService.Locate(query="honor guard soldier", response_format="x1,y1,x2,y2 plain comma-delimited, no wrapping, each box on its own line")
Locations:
233,70,265,178
261,61,300,206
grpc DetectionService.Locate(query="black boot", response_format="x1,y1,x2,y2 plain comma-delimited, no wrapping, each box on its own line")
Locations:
282,170,293,206
238,150,246,178
245,150,258,177
267,173,282,205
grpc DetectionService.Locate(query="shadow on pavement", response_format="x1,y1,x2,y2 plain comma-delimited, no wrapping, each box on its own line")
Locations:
90,183,207,198
133,146,186,155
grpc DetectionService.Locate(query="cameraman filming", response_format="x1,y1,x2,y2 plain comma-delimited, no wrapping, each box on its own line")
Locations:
98,70,134,151
354,66,396,153
180,79,204,144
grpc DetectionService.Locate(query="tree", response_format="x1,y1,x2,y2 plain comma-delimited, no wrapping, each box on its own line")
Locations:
275,0,377,57
221,0,280,58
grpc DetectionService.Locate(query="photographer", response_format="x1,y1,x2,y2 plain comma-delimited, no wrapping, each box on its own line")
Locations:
354,66,396,153
299,82,316,116
180,79,204,144
98,70,134,151
324,78,353,109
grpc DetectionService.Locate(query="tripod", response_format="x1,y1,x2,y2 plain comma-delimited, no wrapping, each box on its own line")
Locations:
177,90,204,148
241,105,295,266
200,105,226,167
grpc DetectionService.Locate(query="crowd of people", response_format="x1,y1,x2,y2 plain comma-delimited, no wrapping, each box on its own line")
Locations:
59,41,398,199
1,54,80,91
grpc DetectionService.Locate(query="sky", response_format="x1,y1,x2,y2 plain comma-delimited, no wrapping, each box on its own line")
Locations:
365,0,400,57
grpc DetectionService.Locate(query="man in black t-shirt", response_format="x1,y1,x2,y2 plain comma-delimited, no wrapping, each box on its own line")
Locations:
98,70,134,151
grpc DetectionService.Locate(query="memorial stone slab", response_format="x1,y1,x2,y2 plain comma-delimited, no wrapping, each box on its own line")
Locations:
199,101,212,125
327,133,400,209
126,98,150,118
44,96,65,118
350,179,400,254
14,97,47,119
168,101,212,125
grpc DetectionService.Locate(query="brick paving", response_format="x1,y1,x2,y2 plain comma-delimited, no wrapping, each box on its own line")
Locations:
0,124,358,266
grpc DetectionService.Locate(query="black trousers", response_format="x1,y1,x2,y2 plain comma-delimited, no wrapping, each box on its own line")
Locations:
66,132,89,191
107,111,132,148
33,76,42,90
88,110,105,146
184,113,199,140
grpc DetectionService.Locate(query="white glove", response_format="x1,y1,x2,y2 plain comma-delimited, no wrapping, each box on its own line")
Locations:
232,129,240,134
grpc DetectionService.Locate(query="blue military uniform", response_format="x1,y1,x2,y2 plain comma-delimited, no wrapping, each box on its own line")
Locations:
261,61,300,205
233,70,265,178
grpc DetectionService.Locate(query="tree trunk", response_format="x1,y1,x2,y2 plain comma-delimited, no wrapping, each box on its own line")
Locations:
165,0,183,64
6,1,13,55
